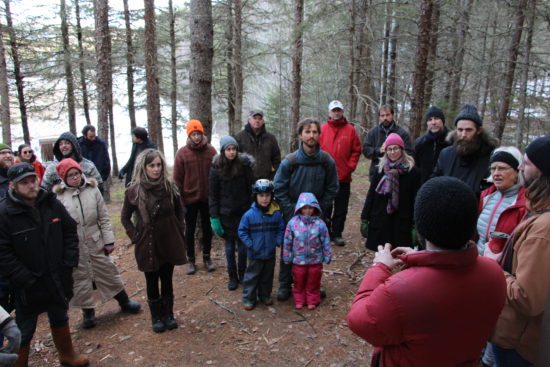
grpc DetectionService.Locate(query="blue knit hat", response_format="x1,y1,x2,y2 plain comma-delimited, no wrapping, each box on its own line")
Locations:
220,136,238,152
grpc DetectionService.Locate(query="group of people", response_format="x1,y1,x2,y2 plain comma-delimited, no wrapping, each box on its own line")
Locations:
0,98,547,367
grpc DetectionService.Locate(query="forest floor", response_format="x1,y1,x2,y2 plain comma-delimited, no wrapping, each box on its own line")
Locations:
27,160,375,367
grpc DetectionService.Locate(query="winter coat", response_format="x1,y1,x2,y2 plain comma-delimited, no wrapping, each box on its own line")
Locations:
0,188,79,314
208,153,255,241
432,129,498,197
273,144,339,222
234,123,281,180
319,118,362,183
77,136,111,181
173,136,217,205
42,132,103,191
121,183,187,272
361,166,420,251
413,128,450,184
282,193,331,265
347,246,506,367
0,168,8,198
238,201,285,260
120,138,157,186
362,122,413,178
53,177,124,308
477,185,527,255
491,211,550,363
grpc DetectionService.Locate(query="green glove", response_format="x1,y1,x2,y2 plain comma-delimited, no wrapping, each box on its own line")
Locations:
210,217,224,237
360,219,369,238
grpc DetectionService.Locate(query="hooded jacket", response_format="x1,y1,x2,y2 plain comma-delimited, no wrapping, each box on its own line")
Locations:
414,127,450,184
234,123,281,180
42,132,103,191
282,193,331,265
120,137,157,186
238,201,285,260
77,136,111,181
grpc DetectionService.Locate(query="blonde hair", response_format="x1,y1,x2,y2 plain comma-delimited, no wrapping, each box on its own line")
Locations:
131,149,178,198
378,149,415,173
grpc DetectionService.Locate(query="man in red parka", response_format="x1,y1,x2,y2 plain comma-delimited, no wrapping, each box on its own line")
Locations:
347,176,506,367
319,100,361,246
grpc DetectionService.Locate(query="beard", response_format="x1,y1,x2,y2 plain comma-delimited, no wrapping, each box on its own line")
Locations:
454,135,481,156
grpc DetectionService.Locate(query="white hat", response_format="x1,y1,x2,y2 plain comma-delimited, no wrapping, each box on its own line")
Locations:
328,100,344,111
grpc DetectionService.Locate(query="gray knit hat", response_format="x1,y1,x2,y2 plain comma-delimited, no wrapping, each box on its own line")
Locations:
454,104,482,127
220,136,239,152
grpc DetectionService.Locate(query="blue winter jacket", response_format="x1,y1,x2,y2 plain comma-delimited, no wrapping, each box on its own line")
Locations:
238,201,285,260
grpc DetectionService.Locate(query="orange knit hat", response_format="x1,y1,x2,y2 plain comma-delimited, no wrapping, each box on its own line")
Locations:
186,120,204,136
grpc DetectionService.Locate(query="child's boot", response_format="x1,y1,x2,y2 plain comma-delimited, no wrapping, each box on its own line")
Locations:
161,294,178,330
147,298,166,333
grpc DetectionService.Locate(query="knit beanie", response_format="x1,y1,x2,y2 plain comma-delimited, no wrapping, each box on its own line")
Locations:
414,177,478,250
220,136,239,152
454,104,482,127
0,143,10,152
423,106,445,123
186,119,204,136
384,133,404,149
526,135,550,177
56,158,82,182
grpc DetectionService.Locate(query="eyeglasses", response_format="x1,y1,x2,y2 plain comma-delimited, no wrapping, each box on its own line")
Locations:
22,150,32,154
386,147,402,153
490,165,513,173
67,172,82,179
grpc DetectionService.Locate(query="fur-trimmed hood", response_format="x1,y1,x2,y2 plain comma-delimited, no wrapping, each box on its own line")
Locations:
52,176,98,194
445,128,499,155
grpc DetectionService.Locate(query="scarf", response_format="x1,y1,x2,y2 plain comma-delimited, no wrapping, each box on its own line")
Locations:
375,157,409,214
137,179,168,227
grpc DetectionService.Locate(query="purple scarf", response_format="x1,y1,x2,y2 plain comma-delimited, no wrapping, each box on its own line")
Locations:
375,157,409,214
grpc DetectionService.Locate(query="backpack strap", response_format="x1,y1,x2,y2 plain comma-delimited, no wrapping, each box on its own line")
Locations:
286,151,330,173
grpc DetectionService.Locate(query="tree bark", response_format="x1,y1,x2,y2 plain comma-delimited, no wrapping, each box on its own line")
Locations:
494,0,528,142
387,7,398,107
189,0,213,139
480,11,499,120
0,23,11,144
233,0,243,135
290,0,304,151
4,0,30,144
94,0,112,140
409,0,434,141
74,0,91,125
60,0,77,135
123,0,137,130
379,0,391,106
226,0,236,135
423,0,440,108
449,0,473,114
348,0,357,121
168,0,178,156
144,0,163,152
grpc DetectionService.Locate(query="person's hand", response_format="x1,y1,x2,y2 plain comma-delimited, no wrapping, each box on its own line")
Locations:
373,243,402,269
360,219,369,238
1,319,21,354
104,243,115,256
210,217,224,237
391,247,416,257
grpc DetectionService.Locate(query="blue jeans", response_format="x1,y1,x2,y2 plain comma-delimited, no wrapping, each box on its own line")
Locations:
16,305,69,347
242,258,275,304
493,344,533,367
224,240,246,274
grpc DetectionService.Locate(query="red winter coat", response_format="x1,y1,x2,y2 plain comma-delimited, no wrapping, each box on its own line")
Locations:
319,119,361,183
347,246,506,367
478,185,527,253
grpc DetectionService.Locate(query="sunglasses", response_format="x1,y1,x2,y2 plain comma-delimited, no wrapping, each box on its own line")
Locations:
22,150,33,154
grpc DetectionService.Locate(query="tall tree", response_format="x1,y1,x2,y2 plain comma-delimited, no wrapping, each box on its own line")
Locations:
386,7,398,107
189,0,213,138
290,0,304,151
494,0,528,142
0,23,11,144
423,0,441,108
60,0,77,135
480,11,499,119
226,0,236,135
4,0,30,144
168,0,178,156
232,0,243,134
74,0,91,125
123,0,137,130
409,0,434,141
379,0,391,105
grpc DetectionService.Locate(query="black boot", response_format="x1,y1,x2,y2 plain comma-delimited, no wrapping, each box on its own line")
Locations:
161,295,178,330
227,269,239,291
186,258,196,275
81,308,97,329
114,290,141,313
147,298,166,333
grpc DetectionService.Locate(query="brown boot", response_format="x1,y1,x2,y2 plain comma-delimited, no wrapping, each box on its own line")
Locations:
13,345,30,367
50,324,89,367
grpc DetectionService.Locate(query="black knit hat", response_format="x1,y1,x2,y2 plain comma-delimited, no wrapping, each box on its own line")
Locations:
414,177,478,250
424,106,445,124
526,135,550,177
454,104,482,127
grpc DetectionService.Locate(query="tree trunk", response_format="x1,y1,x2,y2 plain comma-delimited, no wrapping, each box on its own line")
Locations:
449,0,473,114
60,0,76,135
168,0,178,156
379,0,391,106
233,0,243,134
409,0,433,141
423,0,440,108
94,0,112,140
290,0,304,151
480,12,499,120
494,0,527,142
144,0,163,152
387,7,398,107
123,0,137,130
348,0,357,121
0,23,11,144
226,0,236,135
4,0,30,144
74,0,91,125
189,0,213,138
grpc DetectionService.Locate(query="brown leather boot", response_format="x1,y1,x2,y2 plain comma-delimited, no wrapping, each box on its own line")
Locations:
50,324,89,367
13,345,30,367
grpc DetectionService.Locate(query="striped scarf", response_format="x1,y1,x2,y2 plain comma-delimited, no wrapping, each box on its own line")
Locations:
375,157,409,214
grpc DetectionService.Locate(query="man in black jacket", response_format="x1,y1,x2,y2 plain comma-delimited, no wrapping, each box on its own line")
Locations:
0,163,88,366
118,127,157,186
77,125,111,183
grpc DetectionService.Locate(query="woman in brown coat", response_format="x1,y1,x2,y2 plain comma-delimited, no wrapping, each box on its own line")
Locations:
121,149,187,333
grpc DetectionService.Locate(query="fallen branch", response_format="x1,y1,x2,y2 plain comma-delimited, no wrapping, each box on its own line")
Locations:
208,298,237,317
293,311,317,335
322,269,347,276
304,358,314,366
205,286,215,296
129,281,144,298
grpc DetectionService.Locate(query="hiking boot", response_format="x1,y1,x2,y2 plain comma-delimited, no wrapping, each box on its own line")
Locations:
204,258,216,272
261,298,274,306
147,298,166,333
161,295,178,330
51,324,90,367
114,290,141,314
81,309,96,329
277,288,291,301
227,269,239,291
243,301,255,311
186,261,196,275
333,237,346,246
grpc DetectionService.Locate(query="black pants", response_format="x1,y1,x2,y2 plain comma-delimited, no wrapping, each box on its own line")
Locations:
144,263,174,300
278,251,293,293
243,258,275,304
327,182,351,237
185,201,212,261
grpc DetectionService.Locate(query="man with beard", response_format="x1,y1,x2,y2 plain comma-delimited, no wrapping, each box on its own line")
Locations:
77,125,111,188
42,132,103,192
235,110,281,180
489,135,550,367
363,105,413,181
414,106,450,184
433,104,498,197
273,118,339,301
0,144,14,197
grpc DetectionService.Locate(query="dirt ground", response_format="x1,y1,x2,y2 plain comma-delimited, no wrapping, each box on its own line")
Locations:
27,161,375,367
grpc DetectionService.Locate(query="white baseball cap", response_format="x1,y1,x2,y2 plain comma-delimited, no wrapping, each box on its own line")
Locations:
328,100,344,111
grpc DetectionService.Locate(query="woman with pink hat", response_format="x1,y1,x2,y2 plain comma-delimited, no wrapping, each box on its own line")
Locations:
360,133,421,251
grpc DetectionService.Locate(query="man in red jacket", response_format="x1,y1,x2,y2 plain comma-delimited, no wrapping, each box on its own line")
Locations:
319,100,361,246
347,176,506,367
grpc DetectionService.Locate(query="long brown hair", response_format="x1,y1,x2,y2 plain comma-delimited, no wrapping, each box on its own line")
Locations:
526,174,550,212
131,148,178,198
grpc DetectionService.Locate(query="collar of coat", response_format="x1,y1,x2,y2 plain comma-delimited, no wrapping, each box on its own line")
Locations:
399,243,478,269
52,177,98,195
6,188,50,214
326,117,349,127
445,128,499,153
245,123,266,137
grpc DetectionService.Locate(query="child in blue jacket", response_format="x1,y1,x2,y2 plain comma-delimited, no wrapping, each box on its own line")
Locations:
283,192,331,310
238,180,285,310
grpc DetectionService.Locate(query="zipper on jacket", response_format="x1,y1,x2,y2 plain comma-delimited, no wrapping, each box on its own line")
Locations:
76,194,86,226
